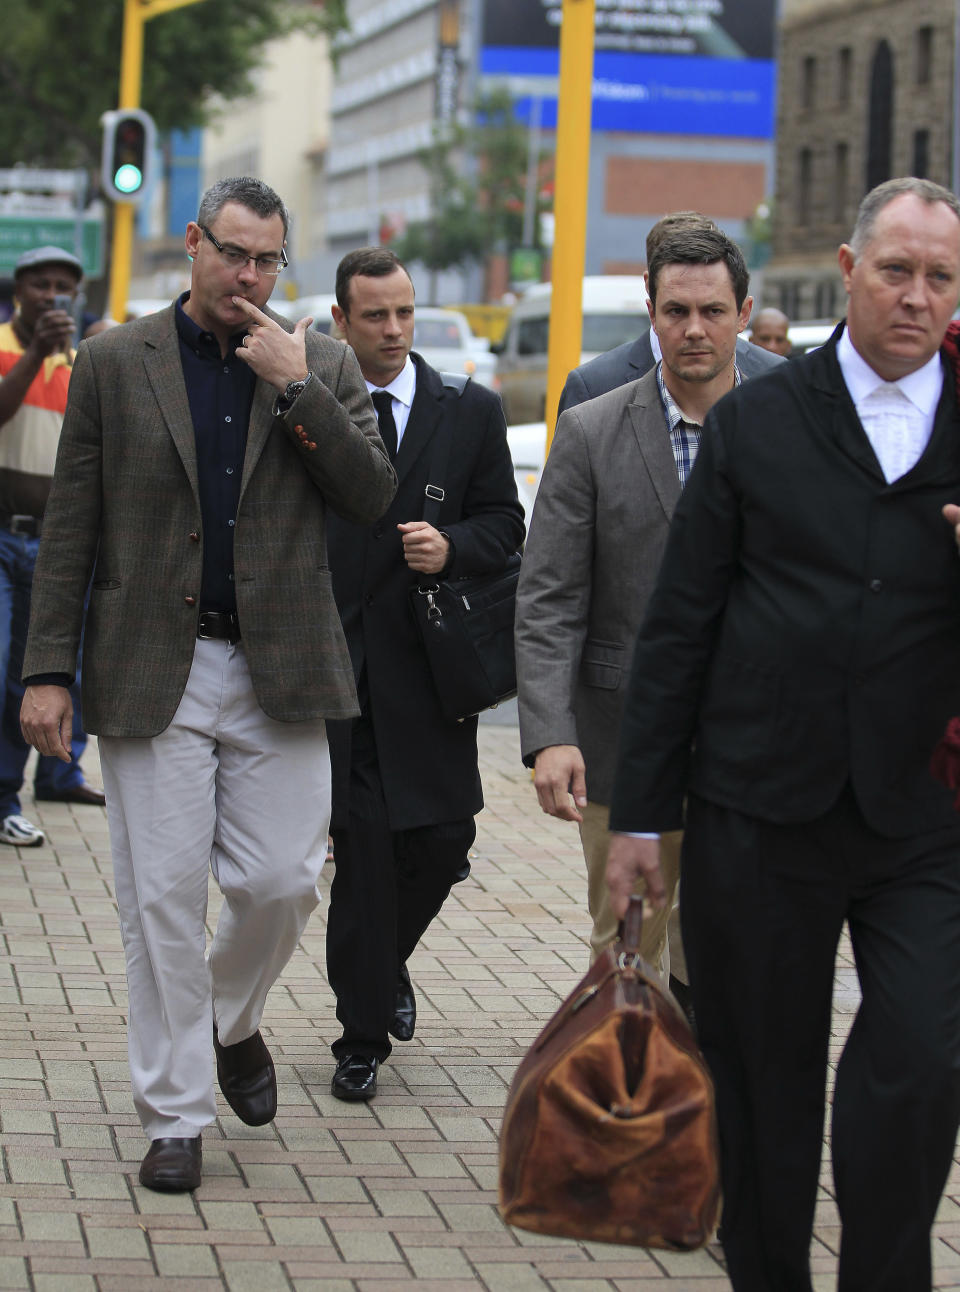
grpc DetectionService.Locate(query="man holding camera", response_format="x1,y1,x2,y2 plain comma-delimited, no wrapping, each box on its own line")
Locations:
0,245,103,847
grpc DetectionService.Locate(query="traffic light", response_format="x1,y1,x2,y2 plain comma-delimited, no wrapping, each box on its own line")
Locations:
101,109,156,204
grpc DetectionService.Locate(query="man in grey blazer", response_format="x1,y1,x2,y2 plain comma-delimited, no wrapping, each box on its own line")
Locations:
18,178,395,1193
558,212,781,416
516,224,764,979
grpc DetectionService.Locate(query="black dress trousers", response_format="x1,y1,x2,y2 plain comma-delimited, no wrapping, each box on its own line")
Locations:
680,786,960,1292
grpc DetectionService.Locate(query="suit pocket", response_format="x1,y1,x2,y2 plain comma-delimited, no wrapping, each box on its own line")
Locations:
696,654,780,766
92,578,121,590
580,638,624,691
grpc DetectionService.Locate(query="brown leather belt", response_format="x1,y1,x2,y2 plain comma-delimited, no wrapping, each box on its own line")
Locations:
197,610,241,644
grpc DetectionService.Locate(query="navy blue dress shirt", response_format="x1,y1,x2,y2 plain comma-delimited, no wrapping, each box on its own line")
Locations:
175,293,256,614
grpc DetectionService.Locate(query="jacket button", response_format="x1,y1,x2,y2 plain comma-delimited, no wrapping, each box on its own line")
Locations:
364,594,373,606
189,531,200,543
869,578,883,593
185,596,197,606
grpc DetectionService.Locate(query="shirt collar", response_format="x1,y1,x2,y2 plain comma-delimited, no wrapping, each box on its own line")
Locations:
366,353,415,409
656,359,742,430
837,326,943,417
175,291,247,359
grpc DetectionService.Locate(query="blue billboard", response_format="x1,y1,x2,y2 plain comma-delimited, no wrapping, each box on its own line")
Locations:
481,0,777,139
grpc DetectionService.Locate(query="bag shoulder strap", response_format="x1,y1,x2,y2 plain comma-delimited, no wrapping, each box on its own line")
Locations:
422,372,471,526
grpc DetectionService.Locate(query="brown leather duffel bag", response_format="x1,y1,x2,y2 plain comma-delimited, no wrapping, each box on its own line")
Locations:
498,896,720,1249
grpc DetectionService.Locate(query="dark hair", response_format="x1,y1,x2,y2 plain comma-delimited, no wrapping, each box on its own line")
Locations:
647,226,750,310
850,176,960,258
335,247,412,316
197,177,289,240
645,211,717,264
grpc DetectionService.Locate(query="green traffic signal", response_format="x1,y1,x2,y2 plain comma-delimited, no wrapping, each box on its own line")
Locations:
101,109,155,204
115,164,144,194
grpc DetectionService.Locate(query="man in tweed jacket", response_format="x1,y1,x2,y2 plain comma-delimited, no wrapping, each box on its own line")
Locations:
19,178,396,1194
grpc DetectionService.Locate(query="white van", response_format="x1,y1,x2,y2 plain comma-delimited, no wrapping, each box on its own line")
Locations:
493,276,649,424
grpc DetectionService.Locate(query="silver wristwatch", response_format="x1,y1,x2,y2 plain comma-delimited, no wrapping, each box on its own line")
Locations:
282,373,312,404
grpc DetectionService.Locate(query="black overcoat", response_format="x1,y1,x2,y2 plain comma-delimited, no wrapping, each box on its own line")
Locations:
610,324,960,839
327,354,524,831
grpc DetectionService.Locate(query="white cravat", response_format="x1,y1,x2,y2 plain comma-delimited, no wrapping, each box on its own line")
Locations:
837,330,942,483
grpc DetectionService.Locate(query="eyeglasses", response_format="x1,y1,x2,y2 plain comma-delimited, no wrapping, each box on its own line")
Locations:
200,225,288,276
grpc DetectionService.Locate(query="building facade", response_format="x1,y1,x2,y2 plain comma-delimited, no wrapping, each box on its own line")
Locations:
765,0,956,321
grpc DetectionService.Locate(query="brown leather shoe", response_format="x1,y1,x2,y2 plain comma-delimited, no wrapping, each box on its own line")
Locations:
213,1027,277,1125
139,1136,201,1192
35,784,106,806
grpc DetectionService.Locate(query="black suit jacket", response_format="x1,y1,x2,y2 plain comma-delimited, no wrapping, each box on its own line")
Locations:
609,325,960,839
558,332,784,415
327,354,525,831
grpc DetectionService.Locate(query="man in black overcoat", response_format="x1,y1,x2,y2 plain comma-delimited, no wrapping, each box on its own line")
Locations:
325,248,524,1101
606,177,960,1291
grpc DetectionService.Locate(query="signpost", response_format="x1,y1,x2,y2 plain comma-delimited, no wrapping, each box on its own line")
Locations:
0,217,103,278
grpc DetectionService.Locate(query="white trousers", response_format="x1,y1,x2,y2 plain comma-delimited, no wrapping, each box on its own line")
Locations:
99,639,330,1140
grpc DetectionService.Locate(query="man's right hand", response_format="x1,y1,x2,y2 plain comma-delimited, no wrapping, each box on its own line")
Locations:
533,744,587,822
31,307,74,358
606,833,666,918
20,685,73,763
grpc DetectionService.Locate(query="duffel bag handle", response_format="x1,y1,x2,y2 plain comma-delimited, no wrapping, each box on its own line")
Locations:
620,894,644,955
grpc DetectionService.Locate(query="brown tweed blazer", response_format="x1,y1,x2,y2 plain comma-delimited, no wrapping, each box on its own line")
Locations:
22,303,396,737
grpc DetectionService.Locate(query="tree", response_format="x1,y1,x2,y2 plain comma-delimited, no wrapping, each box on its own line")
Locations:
0,0,346,170
393,88,552,277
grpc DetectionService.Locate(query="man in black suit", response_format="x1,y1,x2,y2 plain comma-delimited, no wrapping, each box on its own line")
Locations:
325,248,524,1102
558,212,782,416
606,177,960,1290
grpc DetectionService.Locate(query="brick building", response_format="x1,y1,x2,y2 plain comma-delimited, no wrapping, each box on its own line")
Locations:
765,0,956,321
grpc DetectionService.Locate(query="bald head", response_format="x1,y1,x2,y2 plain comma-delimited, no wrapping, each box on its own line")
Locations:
750,308,791,356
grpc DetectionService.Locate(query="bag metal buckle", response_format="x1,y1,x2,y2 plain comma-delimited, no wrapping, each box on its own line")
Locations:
424,484,445,502
417,583,442,621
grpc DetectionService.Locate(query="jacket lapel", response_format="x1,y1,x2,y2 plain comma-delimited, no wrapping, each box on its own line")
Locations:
393,355,443,487
141,307,200,499
809,330,888,482
240,380,277,498
627,373,681,520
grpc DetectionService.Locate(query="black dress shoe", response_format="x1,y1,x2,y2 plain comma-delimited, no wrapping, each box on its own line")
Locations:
35,784,106,806
213,1027,277,1125
139,1136,202,1192
389,964,416,1042
332,1054,379,1102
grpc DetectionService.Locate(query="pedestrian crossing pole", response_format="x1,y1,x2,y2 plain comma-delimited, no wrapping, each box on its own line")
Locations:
544,0,596,453
109,0,206,325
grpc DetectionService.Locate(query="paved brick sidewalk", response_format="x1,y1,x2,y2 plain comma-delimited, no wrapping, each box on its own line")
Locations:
0,724,957,1290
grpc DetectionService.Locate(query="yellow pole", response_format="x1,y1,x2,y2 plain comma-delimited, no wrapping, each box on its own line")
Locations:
544,0,595,452
109,0,206,323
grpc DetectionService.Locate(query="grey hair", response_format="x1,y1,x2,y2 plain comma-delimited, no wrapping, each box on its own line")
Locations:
197,177,290,240
849,177,960,259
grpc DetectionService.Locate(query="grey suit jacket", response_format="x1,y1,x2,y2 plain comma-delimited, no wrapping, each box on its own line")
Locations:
558,331,783,415
23,303,396,737
516,368,681,803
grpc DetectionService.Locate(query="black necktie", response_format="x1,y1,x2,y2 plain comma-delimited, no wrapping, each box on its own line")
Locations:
372,390,398,462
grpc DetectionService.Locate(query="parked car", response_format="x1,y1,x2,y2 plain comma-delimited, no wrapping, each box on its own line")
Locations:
506,421,547,523
493,277,649,423
412,307,496,388
297,294,340,335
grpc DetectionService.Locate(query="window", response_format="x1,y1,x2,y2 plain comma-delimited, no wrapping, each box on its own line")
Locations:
916,25,933,85
801,55,817,110
832,142,849,223
837,47,852,105
516,316,548,357
913,129,930,178
797,149,813,226
866,41,893,191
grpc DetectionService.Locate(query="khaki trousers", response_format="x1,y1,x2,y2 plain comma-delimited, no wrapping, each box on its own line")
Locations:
579,800,686,980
